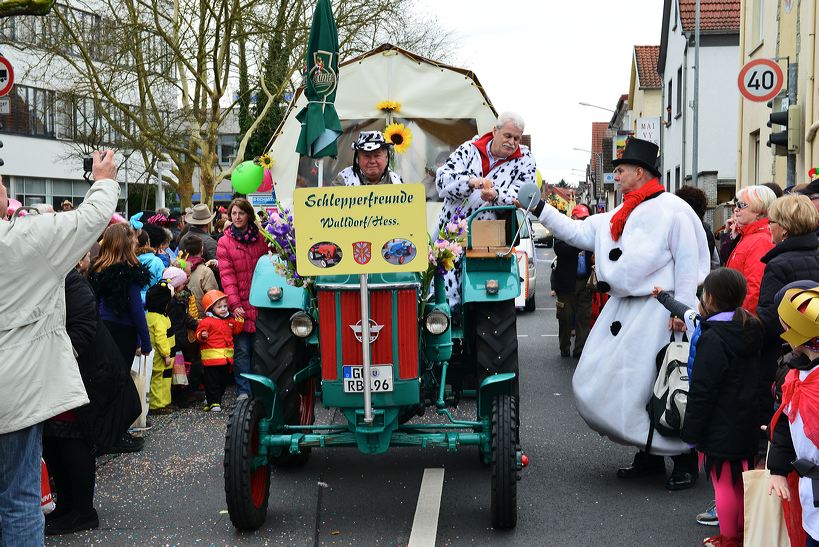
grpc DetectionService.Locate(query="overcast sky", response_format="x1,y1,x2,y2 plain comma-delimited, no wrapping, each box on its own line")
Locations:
414,0,665,186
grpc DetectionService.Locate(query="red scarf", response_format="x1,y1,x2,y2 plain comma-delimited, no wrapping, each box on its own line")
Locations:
609,178,664,241
770,368,819,448
471,132,522,178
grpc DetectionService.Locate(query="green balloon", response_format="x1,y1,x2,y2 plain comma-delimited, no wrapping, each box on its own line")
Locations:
231,161,264,194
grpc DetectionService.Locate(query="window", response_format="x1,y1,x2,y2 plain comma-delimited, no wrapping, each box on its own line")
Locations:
676,67,683,116
673,1,678,29
750,130,760,185
675,166,681,193
2,85,56,138
667,79,673,126
666,170,671,186
751,0,765,46
218,135,237,165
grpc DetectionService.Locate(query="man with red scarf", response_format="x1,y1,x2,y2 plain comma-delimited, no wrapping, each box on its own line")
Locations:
530,138,710,489
435,111,536,308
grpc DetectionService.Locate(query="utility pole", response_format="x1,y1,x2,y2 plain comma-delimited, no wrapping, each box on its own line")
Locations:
787,62,798,187
691,0,701,187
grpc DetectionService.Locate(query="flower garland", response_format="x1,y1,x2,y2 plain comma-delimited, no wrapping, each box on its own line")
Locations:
384,123,412,154
260,206,311,288
376,100,401,113
421,206,467,298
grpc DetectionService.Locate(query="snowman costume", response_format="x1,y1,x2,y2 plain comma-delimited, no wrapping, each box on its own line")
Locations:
435,132,536,307
537,188,709,455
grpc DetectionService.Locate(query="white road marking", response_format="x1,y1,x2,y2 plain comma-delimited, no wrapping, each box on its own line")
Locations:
517,334,529,338
408,468,445,547
540,334,559,337
536,307,556,310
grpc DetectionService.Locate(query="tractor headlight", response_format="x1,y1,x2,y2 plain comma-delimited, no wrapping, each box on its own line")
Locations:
290,311,313,338
424,310,449,335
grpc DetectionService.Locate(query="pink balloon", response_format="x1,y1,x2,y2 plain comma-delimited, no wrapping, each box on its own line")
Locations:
257,170,274,193
110,213,127,225
6,198,22,217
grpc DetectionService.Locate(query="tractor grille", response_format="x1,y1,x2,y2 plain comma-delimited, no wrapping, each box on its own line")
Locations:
317,287,419,381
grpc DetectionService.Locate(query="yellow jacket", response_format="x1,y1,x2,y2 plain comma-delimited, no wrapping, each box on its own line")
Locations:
147,311,175,369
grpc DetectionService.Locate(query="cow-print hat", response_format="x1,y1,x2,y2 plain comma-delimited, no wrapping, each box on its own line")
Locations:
351,131,392,152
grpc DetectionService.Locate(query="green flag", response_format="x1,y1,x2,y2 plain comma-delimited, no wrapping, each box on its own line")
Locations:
295,0,341,159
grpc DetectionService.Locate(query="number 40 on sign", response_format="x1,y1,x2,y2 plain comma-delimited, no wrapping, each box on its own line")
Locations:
738,58,784,102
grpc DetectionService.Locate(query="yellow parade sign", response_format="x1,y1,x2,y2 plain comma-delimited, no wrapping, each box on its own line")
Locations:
292,184,428,276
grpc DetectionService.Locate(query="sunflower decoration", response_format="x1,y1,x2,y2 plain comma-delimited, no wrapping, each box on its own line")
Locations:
376,100,401,113
384,123,412,154
256,153,275,169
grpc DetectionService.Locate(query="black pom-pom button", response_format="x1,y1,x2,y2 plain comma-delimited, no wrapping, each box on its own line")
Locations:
609,248,622,261
610,321,622,336
597,281,611,293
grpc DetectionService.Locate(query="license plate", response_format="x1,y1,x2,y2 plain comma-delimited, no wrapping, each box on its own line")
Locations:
342,365,394,393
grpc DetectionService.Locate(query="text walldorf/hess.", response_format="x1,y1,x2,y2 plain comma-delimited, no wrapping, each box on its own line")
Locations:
320,215,399,229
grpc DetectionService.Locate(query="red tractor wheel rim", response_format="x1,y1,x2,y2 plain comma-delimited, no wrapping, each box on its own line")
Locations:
249,425,268,508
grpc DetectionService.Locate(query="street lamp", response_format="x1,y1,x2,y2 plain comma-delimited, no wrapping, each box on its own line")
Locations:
578,101,616,114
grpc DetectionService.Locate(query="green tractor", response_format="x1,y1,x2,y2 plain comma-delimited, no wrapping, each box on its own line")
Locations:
223,187,541,531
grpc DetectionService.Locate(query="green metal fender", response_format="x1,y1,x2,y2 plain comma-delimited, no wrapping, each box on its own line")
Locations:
242,373,283,425
461,256,520,304
249,255,311,310
477,372,516,419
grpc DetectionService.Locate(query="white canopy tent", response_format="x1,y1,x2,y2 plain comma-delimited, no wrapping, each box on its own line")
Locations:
262,44,500,234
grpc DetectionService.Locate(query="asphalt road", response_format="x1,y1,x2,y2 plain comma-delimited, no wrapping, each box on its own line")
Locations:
48,246,712,546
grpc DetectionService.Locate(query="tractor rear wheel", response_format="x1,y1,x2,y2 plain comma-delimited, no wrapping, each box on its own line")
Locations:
490,394,518,529
254,308,312,466
224,397,270,531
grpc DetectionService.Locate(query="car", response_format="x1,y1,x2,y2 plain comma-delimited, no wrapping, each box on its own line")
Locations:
530,219,553,247
514,210,537,312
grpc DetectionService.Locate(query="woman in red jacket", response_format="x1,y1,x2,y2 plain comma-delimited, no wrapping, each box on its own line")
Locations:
216,198,269,398
725,185,777,314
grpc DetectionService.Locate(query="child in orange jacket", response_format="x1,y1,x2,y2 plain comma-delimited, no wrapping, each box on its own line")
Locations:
195,290,244,412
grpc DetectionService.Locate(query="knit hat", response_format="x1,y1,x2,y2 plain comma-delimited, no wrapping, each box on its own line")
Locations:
163,266,187,289
778,285,819,348
145,281,173,313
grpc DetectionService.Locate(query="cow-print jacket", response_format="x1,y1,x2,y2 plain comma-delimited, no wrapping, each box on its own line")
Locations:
434,133,535,231
332,166,403,186
434,133,536,308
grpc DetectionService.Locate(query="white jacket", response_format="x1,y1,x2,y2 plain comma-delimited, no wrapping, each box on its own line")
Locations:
0,179,119,434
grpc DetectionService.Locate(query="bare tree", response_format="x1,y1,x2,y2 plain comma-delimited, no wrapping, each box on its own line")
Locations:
2,0,454,208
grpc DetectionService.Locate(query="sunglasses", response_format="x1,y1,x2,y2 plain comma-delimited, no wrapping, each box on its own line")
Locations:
732,200,749,210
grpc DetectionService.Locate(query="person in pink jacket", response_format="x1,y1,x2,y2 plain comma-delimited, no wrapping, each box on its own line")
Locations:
216,198,269,397
724,185,777,314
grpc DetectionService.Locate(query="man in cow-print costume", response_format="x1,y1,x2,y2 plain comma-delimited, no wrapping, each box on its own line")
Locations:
435,111,536,308
332,131,403,186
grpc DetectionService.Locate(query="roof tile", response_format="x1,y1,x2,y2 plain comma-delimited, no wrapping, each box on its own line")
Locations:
634,45,661,88
679,0,740,32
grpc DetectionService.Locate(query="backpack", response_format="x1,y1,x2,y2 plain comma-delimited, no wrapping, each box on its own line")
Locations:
645,332,690,452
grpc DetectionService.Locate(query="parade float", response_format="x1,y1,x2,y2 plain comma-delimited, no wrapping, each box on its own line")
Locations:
224,5,530,530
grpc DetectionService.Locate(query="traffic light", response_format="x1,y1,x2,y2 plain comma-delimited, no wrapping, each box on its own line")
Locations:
767,102,802,156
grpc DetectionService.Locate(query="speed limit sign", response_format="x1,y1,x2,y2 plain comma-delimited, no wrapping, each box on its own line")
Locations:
738,59,784,102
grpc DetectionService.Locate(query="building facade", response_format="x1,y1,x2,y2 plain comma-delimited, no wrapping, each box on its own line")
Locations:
659,0,740,213
737,0,819,190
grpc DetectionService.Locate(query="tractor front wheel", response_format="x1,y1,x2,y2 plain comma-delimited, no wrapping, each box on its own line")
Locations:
254,309,312,466
490,394,518,529
473,300,519,399
224,397,270,531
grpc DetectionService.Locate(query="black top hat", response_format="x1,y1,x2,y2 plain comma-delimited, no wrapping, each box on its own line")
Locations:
611,138,661,178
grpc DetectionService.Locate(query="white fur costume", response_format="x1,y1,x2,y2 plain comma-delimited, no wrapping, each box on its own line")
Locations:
538,192,709,455
435,136,536,307
332,166,402,186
